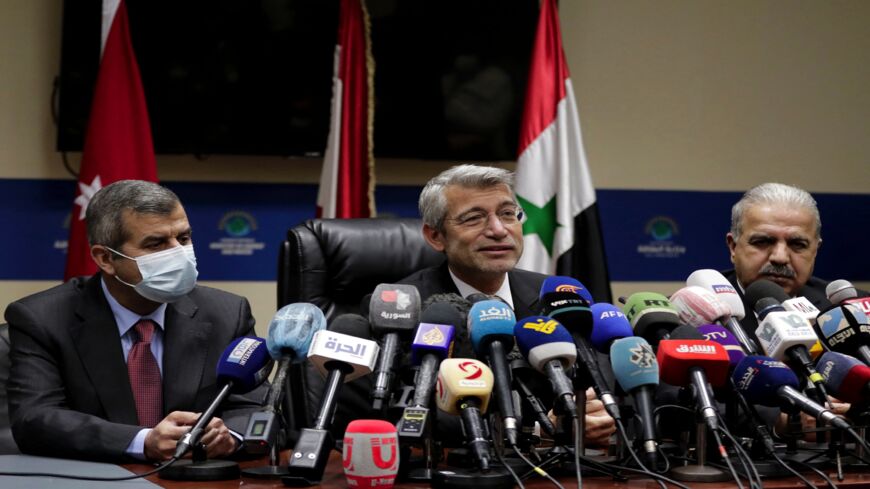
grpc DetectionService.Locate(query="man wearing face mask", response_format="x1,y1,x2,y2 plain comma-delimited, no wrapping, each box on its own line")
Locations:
4,180,267,463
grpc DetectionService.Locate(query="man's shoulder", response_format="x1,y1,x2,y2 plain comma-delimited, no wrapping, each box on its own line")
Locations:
6,276,90,311
188,283,246,302
510,268,549,284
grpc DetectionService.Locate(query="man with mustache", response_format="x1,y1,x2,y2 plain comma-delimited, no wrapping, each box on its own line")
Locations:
400,164,616,447
723,182,829,338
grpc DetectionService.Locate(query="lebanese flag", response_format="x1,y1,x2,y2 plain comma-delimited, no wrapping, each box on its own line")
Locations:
64,0,158,280
514,0,612,302
316,0,376,219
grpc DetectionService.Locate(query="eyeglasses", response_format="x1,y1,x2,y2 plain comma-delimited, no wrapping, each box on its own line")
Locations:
446,206,525,230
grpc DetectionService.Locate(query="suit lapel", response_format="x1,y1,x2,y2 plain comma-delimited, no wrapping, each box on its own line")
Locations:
72,276,139,424
508,271,540,319
162,294,210,413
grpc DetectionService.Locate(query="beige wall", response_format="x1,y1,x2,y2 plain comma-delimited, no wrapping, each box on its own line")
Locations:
1,1,868,332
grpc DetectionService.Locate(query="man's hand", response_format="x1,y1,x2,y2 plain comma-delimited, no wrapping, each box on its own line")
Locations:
144,411,238,461
775,396,851,442
583,388,617,447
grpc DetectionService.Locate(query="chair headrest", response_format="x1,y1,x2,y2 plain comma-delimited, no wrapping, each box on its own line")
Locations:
279,218,444,318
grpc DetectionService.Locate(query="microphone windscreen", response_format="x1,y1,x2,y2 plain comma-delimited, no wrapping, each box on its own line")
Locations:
538,291,593,337
697,324,746,367
421,300,466,327
669,286,730,326
669,324,705,340
216,336,274,393
330,314,373,339
436,358,494,414
686,269,746,320
266,302,327,361
540,276,595,304
513,316,577,372
590,303,634,352
468,300,516,355
657,339,730,387
826,279,858,305
369,284,421,334
343,419,399,489
466,293,494,304
359,293,372,319
410,323,455,364
744,279,789,310
610,336,658,391
731,355,799,407
754,297,785,318
817,351,870,403
622,292,680,340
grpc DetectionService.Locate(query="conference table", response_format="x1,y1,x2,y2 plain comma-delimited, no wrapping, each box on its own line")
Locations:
120,451,870,489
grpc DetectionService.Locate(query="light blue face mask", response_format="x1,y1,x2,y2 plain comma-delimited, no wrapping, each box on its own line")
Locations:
108,244,199,303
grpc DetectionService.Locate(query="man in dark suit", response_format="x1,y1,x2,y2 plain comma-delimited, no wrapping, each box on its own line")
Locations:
722,182,832,337
722,182,851,433
5,180,266,462
400,165,615,446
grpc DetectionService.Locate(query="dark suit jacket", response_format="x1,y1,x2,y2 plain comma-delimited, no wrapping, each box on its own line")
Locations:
0,323,18,454
721,269,832,346
4,275,268,462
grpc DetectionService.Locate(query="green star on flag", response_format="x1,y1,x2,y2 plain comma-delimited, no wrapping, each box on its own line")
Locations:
517,195,561,256
513,0,611,301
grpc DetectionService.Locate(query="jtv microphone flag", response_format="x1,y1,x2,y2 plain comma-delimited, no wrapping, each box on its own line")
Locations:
64,0,158,280
514,0,611,302
316,0,375,219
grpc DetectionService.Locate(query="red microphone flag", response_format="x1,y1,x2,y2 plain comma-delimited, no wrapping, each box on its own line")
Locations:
64,0,158,280
316,0,376,219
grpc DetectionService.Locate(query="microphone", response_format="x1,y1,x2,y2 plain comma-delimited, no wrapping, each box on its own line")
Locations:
826,279,870,319
175,337,274,459
369,284,421,411
514,316,579,416
286,314,380,486
732,356,850,430
610,336,659,466
817,351,870,404
540,278,620,420
436,359,494,472
815,304,870,365
540,275,595,304
589,303,634,354
622,292,681,346
342,420,400,489
396,310,455,439
697,324,746,366
686,269,760,355
468,300,519,446
244,303,327,456
747,282,830,404
669,286,731,328
657,338,730,431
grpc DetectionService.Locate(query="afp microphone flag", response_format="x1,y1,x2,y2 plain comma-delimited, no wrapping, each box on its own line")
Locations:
515,0,611,302
316,0,376,218
64,0,158,280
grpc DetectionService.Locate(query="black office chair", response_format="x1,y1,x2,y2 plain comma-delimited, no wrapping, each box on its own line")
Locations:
277,218,444,442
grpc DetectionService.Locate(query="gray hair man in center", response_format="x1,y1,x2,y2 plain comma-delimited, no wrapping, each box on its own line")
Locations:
399,164,616,447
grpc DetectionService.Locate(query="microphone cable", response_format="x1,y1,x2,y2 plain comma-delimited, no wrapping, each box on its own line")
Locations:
714,413,762,489
0,456,180,481
769,450,835,489
709,428,744,489
510,445,563,489
612,417,666,489
572,416,582,489
494,445,526,489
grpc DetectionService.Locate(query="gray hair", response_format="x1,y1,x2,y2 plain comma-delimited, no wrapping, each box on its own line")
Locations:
419,164,515,231
730,182,821,240
86,180,181,250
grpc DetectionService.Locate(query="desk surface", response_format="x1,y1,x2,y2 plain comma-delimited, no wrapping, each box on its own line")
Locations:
123,451,870,489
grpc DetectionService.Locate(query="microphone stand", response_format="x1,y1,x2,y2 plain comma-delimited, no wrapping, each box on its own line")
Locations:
669,417,730,482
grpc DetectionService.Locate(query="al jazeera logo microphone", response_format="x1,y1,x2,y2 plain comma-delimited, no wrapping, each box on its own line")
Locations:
343,420,399,489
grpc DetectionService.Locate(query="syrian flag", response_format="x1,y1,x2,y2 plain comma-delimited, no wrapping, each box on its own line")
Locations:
514,0,612,302
316,0,376,218
64,0,158,280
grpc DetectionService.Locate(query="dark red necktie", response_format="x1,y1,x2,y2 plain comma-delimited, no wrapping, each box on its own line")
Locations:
127,319,163,427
